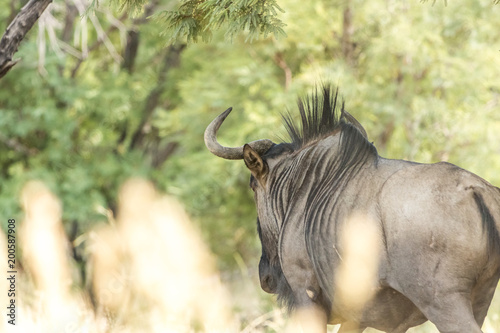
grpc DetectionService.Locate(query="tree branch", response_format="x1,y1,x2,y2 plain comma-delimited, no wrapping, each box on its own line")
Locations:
129,44,186,150
70,13,127,78
0,0,53,79
122,29,139,73
151,141,178,169
0,133,38,156
122,0,160,73
60,1,78,44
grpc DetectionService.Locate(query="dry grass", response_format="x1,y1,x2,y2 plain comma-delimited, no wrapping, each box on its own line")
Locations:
0,179,499,332
336,214,381,314
2,179,235,332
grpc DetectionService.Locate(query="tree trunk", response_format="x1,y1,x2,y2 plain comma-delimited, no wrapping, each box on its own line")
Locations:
122,30,140,73
341,0,354,65
274,52,292,91
121,0,160,74
129,44,186,150
0,0,53,79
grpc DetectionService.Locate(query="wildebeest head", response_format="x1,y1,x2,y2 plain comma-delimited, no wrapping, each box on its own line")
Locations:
256,217,279,294
204,87,371,306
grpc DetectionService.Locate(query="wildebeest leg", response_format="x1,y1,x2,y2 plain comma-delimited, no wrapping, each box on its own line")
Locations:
471,271,500,328
338,322,366,332
385,309,427,333
411,293,482,333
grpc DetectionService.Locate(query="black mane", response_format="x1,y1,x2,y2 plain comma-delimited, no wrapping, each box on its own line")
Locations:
275,85,379,315
283,85,343,150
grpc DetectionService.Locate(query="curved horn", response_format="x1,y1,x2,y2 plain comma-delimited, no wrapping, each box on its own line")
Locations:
204,107,275,160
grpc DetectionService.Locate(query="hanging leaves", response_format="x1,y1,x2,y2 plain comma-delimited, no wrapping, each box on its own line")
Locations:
154,0,286,43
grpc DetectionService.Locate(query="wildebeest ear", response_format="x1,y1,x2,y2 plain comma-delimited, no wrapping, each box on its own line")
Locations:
243,144,268,181
341,109,368,139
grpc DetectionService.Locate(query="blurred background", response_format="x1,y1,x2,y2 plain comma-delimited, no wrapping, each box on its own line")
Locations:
0,0,499,332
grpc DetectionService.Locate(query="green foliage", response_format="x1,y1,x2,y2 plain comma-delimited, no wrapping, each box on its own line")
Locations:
1,0,500,329
113,0,149,12
155,0,286,43
94,0,148,13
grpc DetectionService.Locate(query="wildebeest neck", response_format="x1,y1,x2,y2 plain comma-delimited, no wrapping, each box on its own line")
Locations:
261,122,378,314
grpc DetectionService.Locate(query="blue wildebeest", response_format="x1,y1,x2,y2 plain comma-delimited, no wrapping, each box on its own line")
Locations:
204,86,500,332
